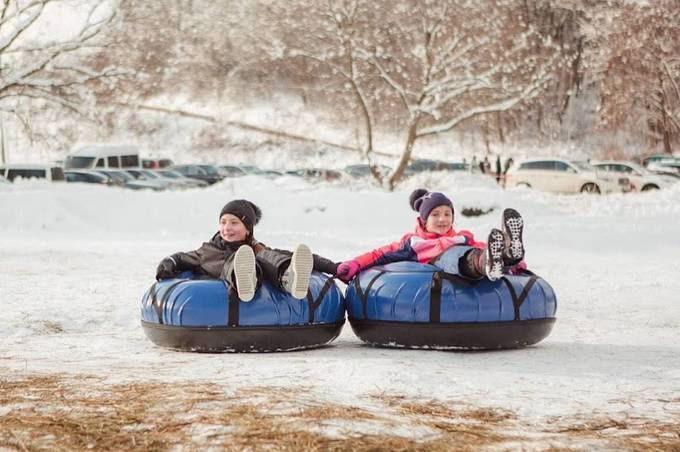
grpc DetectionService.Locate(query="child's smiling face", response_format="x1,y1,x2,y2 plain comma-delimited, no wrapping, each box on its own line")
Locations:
219,213,249,242
425,205,453,235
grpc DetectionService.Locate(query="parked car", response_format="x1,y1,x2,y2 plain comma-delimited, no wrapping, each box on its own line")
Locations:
65,170,115,186
649,169,680,180
260,169,285,177
158,169,209,188
219,164,284,178
592,161,675,191
285,168,343,181
639,153,680,168
126,169,181,190
219,165,249,177
172,164,224,185
404,159,466,175
140,169,206,189
0,164,65,182
95,170,163,191
64,144,140,170
505,158,629,194
649,161,680,175
237,164,263,175
441,161,468,171
344,164,392,178
142,158,174,169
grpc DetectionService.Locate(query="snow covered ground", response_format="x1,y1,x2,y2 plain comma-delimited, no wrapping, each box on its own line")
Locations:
1,173,679,447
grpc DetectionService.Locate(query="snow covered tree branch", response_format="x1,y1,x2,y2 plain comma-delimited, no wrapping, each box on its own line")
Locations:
261,0,390,182
261,0,564,189
346,1,564,188
586,0,680,154
0,0,121,117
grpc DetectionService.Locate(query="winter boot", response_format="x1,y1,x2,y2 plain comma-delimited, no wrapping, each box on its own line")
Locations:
281,244,314,299
460,229,505,281
484,229,505,281
460,249,485,280
501,208,524,265
233,245,257,302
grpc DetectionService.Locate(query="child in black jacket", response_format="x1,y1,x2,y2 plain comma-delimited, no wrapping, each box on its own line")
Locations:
155,199,337,301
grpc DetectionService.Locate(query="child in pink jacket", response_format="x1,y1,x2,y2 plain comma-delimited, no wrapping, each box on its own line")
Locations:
336,189,526,282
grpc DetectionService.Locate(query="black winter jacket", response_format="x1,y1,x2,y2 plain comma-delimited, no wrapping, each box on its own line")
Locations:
166,233,337,279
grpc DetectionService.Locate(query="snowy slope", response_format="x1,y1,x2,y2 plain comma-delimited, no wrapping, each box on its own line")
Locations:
1,175,679,428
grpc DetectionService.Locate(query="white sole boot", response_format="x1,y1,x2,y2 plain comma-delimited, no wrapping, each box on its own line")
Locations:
284,244,314,299
233,245,257,302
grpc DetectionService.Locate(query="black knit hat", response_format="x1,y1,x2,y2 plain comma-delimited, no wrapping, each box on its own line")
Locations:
409,188,454,221
219,199,262,233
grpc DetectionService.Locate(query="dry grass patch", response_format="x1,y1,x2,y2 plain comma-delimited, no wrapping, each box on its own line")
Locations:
372,394,517,448
0,374,513,451
2,373,678,451
378,394,514,423
296,404,378,422
0,375,200,450
549,416,680,451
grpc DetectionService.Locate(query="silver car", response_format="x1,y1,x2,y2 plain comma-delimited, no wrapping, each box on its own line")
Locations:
158,169,209,188
124,169,177,190
96,170,164,191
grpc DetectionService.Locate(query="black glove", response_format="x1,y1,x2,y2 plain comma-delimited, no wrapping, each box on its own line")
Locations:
156,258,177,281
311,255,339,275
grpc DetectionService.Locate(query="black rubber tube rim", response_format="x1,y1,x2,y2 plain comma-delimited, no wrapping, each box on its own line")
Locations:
348,317,556,351
141,320,345,353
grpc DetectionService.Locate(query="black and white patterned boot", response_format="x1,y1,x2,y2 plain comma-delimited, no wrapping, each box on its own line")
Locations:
485,229,505,281
502,208,524,264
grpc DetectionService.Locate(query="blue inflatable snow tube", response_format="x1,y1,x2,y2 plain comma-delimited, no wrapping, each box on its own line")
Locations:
141,271,345,352
345,261,557,350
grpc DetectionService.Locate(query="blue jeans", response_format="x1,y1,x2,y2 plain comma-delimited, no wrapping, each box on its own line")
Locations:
431,246,473,276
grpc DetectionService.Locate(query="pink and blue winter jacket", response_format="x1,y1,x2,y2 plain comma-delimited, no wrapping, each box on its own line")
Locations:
352,219,486,271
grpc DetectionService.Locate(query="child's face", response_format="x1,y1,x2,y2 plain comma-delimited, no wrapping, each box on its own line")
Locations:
219,213,249,242
425,205,454,235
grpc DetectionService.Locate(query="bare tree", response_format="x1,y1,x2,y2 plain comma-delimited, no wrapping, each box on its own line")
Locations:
265,0,564,189
0,0,120,117
366,1,563,188
587,0,680,154
661,59,680,143
261,0,386,180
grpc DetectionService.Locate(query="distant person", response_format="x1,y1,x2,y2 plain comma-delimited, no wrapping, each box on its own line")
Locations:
482,156,491,174
495,155,502,183
503,157,514,188
336,189,527,283
155,200,338,301
504,157,514,174
471,155,478,173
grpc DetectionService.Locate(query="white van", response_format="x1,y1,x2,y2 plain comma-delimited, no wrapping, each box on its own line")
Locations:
0,164,65,182
64,144,141,170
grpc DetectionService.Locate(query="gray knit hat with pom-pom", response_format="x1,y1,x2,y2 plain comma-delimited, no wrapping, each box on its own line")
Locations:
408,189,453,221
